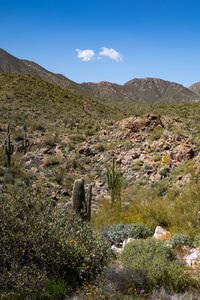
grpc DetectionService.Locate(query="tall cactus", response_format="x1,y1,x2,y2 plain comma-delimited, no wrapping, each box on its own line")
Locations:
3,124,14,167
107,157,122,209
22,122,29,154
72,179,85,217
72,179,92,221
85,183,92,221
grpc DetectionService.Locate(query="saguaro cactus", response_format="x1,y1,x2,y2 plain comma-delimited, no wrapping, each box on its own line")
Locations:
107,158,122,209
3,124,14,167
72,179,92,221
22,122,29,154
85,183,92,221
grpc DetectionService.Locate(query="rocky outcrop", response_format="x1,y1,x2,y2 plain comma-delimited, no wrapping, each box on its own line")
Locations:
171,144,195,162
153,226,171,241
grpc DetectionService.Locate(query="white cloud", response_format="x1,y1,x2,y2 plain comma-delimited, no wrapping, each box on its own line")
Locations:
76,48,95,62
99,47,122,62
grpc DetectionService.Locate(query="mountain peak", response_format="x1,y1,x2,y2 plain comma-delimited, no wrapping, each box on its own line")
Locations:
0,48,199,103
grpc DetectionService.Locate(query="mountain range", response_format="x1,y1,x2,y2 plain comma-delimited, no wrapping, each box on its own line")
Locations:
1,48,200,103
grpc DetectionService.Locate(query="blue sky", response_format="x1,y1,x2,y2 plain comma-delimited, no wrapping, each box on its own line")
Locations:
1,0,200,86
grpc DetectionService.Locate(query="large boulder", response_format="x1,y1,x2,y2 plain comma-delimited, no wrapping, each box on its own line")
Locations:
153,226,171,241
118,114,163,133
119,117,145,132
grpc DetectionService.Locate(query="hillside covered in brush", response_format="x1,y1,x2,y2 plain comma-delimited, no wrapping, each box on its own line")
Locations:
1,62,200,300
0,73,116,128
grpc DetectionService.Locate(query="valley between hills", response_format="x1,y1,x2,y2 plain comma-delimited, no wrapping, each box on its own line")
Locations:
1,49,200,299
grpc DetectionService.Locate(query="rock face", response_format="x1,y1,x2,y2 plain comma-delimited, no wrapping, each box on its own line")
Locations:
153,226,171,241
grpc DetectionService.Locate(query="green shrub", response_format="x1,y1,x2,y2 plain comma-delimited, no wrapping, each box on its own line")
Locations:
129,223,153,239
104,224,130,246
194,234,200,247
121,238,195,293
43,131,59,146
170,234,194,248
0,185,111,298
105,223,153,246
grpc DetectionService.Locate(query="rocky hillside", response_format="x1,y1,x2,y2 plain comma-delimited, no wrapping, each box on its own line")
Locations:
81,78,199,103
0,73,113,127
0,48,82,92
0,48,199,103
1,93,200,210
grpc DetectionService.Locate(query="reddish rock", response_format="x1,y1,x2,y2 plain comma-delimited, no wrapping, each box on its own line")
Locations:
171,144,195,162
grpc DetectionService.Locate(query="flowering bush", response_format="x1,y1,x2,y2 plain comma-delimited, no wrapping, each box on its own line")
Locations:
0,185,112,298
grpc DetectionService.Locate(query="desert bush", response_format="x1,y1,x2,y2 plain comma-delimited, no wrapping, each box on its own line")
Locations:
69,133,85,144
121,238,195,293
43,154,61,167
53,166,66,184
29,120,46,132
99,265,138,297
103,224,129,246
43,131,59,147
104,223,153,246
170,234,194,248
128,223,153,239
0,185,112,298
95,178,200,236
194,234,200,247
149,126,164,141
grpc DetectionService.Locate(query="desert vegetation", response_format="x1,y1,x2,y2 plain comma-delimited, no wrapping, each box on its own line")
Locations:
0,74,200,299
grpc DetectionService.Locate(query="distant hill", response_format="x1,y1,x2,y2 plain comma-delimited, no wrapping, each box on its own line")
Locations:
0,48,199,103
81,78,199,103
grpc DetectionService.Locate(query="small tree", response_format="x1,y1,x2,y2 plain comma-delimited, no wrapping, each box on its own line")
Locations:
106,158,123,209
